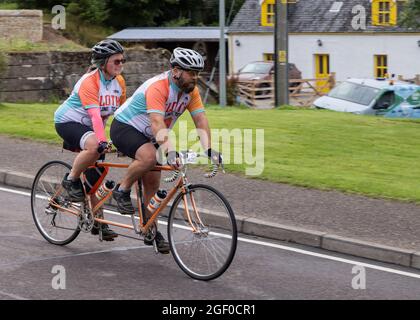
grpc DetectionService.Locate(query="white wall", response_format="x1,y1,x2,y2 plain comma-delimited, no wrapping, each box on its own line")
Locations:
229,33,420,81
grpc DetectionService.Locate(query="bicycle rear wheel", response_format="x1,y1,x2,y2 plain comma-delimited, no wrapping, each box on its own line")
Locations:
168,184,237,281
31,161,80,245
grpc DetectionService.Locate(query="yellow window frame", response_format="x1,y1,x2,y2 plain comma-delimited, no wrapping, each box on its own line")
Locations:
372,0,397,26
261,0,298,26
374,55,388,78
261,0,275,27
263,53,275,61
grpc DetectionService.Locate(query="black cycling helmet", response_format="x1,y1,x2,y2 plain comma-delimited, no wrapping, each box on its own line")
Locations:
170,47,204,72
91,39,124,67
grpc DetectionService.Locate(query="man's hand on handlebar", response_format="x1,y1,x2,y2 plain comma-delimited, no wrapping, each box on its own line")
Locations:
206,148,223,166
166,150,182,170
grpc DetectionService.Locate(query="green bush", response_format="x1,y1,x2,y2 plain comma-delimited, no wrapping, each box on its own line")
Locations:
59,15,113,47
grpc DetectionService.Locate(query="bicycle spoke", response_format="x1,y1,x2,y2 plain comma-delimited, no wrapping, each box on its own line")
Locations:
31,161,80,245
168,185,237,280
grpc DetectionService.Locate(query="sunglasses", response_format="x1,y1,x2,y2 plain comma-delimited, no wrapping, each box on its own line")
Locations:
112,58,126,65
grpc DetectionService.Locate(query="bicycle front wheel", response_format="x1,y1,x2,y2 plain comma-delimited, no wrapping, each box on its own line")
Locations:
168,184,237,281
31,161,80,245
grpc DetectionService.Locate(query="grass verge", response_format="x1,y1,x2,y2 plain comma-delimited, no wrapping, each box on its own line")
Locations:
2,102,420,202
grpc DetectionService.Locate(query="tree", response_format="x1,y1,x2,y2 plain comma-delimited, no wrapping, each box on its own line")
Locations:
159,0,245,26
16,0,64,9
67,0,109,25
105,0,178,28
16,0,246,29
400,0,420,29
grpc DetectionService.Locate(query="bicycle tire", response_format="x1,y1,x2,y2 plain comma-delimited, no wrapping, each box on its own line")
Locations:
31,160,80,245
167,184,237,281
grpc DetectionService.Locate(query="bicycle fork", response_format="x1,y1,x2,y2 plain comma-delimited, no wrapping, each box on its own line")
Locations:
182,186,209,236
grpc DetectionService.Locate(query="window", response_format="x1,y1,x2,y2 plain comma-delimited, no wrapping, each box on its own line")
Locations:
372,0,397,26
373,91,395,110
328,82,380,106
375,55,388,78
261,0,275,26
240,62,272,74
261,0,299,26
263,53,274,61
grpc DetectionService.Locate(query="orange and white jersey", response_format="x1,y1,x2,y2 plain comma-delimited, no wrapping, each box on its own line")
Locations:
54,69,126,126
114,71,205,139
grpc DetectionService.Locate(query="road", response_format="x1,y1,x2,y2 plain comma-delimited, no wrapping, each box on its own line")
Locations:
1,185,420,300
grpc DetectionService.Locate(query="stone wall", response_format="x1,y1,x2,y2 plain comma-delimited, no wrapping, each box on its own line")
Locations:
0,47,171,103
0,10,43,42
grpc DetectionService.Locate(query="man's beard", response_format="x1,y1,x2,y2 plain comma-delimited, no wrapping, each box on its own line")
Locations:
179,78,196,93
183,85,195,93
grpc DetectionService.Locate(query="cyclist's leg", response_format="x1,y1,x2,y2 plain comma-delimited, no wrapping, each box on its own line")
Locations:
142,169,170,253
111,119,158,214
69,134,101,179
110,119,156,191
118,143,157,191
111,144,156,215
142,170,161,217
90,201,118,240
55,123,100,201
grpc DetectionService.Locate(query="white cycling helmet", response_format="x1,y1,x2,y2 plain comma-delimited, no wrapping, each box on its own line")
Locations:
170,47,204,72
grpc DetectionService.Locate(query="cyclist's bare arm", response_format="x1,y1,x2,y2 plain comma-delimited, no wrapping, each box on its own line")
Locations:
149,112,176,154
191,112,211,151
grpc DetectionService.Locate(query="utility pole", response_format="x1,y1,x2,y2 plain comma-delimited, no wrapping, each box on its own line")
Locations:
274,0,289,107
219,0,227,107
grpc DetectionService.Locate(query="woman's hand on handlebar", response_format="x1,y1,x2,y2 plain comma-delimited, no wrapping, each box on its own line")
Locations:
97,141,113,154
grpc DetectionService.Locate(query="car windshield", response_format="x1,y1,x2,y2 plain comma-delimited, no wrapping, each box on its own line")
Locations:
328,82,380,106
240,63,271,74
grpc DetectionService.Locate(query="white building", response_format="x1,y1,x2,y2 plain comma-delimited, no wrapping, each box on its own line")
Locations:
228,0,420,83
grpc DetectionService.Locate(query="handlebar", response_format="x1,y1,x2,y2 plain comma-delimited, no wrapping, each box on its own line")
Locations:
98,144,224,180
163,150,224,182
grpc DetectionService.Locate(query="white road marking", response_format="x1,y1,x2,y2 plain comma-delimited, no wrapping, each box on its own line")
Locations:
2,186,420,280
0,245,152,269
0,187,31,197
0,290,28,300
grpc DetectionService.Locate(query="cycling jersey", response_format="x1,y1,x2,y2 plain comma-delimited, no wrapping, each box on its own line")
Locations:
54,69,126,126
114,71,205,139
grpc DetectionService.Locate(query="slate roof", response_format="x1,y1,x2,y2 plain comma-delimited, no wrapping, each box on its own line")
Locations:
108,27,227,42
228,0,420,33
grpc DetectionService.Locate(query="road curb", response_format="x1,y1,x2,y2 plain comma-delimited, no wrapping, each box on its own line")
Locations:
321,235,415,267
2,169,420,271
0,170,6,185
411,253,420,269
2,170,34,190
242,217,325,247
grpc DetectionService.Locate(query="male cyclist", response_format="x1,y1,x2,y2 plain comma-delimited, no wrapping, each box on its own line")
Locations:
54,39,126,241
110,47,223,254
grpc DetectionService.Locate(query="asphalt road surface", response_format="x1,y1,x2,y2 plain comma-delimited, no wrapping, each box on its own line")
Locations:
1,185,420,300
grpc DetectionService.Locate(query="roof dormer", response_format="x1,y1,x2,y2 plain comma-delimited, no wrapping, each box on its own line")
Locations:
371,0,398,26
260,0,299,27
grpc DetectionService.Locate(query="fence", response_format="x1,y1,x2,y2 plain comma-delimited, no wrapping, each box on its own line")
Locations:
236,73,336,108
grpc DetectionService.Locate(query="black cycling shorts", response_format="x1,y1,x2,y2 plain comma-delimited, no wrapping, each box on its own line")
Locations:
55,122,94,151
110,119,158,159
